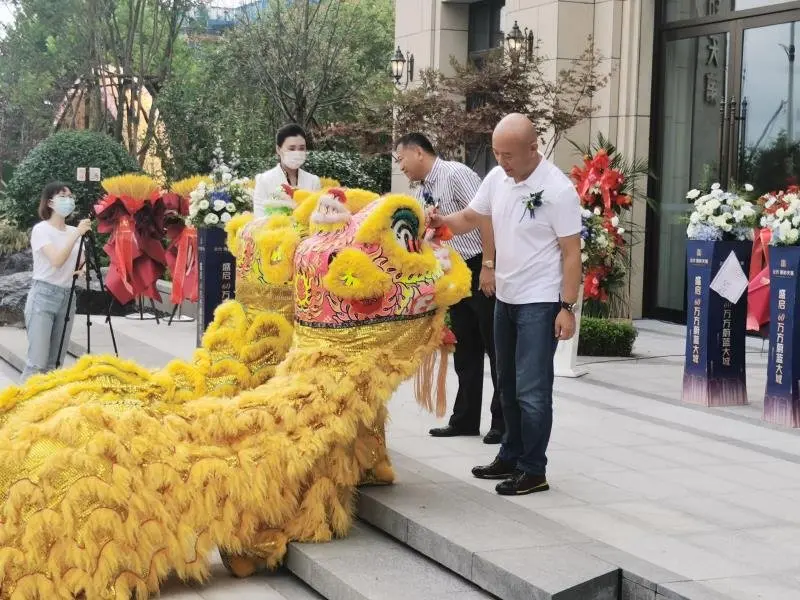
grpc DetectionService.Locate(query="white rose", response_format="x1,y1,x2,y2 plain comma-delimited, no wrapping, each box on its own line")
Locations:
611,215,620,227
744,183,754,192
687,224,697,238
686,189,701,200
722,222,733,232
594,207,601,215
760,216,768,227
777,208,786,218
711,183,721,190
690,212,701,224
213,199,227,211
733,210,743,222
580,238,586,250
204,213,216,225
220,212,232,223
226,202,237,213
581,209,593,219
780,220,792,237
707,199,721,211
581,252,588,263
199,199,210,210
222,172,232,184
789,229,800,244
189,190,202,201
617,227,625,235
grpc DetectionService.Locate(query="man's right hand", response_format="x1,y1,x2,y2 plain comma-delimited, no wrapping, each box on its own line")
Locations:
425,207,445,229
76,218,92,236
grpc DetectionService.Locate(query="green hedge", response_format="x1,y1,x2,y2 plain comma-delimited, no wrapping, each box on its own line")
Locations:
1,131,140,229
578,317,638,357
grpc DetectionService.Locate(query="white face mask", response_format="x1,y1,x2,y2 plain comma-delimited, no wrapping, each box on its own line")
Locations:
282,150,307,170
52,195,76,217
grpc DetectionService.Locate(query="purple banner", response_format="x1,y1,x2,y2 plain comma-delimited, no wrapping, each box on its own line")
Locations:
196,226,236,347
764,246,800,427
682,240,751,407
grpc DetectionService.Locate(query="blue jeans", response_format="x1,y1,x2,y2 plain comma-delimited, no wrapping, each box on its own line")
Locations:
495,300,560,476
21,280,76,382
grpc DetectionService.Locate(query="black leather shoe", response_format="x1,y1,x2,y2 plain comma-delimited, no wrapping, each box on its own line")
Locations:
482,429,503,444
471,458,516,479
429,426,480,437
496,471,549,496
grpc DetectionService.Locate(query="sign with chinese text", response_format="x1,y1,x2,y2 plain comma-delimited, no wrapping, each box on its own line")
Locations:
764,246,800,427
196,226,236,346
682,240,751,407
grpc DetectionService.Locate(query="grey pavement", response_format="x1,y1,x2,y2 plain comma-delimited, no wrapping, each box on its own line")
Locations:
2,317,800,599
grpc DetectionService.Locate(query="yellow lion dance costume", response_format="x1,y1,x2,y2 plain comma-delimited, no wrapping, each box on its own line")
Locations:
0,187,470,599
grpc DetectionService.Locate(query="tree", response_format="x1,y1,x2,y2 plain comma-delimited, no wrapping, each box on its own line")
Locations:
0,0,197,172
227,0,394,130
322,38,610,165
395,40,610,166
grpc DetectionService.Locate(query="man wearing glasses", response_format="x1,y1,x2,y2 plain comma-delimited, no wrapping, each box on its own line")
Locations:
394,132,503,445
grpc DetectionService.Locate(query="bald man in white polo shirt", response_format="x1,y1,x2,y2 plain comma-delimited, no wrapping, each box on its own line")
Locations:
427,113,582,495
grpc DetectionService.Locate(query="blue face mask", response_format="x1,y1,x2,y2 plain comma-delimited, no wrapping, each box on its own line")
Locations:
52,195,76,217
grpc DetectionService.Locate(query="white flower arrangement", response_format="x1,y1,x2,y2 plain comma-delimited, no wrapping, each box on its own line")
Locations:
685,183,758,242
188,138,253,229
759,188,800,246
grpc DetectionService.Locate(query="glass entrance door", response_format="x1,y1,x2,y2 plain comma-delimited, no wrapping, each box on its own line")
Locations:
650,9,800,319
654,30,731,315
740,20,800,191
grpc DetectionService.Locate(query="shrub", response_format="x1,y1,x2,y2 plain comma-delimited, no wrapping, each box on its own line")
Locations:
242,151,379,191
1,131,140,229
363,154,392,194
578,317,638,357
0,221,29,257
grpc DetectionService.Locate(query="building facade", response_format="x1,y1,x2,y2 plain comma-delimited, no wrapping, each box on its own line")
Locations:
394,0,800,321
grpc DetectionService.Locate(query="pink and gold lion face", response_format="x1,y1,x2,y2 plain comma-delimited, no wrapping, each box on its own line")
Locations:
294,194,470,328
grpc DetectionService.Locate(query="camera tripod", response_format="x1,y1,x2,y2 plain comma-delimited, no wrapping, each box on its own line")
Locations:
55,226,119,368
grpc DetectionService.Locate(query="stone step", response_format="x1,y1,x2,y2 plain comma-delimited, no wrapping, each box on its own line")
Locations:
357,458,620,600
286,522,493,600
158,551,324,600
356,456,733,600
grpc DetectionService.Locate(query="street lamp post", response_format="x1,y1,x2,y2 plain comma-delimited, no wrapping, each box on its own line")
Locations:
505,20,534,61
391,46,414,90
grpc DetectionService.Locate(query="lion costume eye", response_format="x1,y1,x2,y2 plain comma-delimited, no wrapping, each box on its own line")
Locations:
391,208,420,253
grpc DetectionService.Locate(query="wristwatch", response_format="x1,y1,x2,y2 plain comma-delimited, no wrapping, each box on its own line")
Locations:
560,300,576,313
482,260,495,269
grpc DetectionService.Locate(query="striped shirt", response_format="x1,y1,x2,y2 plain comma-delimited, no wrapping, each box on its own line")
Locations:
413,157,484,260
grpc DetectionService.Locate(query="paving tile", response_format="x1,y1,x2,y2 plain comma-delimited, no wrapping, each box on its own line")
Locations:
589,445,682,471
682,529,800,573
659,495,778,530
603,501,719,535
699,463,800,492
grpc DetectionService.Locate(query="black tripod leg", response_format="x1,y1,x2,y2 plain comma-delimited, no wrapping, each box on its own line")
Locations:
56,239,85,369
85,231,119,357
83,238,93,355
105,297,119,357
150,298,161,325
168,303,179,326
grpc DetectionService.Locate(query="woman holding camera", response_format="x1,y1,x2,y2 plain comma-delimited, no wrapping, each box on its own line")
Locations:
20,182,92,381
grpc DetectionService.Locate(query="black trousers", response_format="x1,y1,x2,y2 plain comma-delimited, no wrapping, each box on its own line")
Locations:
448,254,503,432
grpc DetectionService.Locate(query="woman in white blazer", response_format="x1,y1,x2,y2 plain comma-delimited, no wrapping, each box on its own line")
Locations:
252,123,322,216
